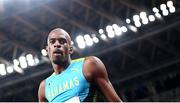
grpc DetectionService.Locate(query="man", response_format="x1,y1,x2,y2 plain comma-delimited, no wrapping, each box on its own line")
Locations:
38,28,122,102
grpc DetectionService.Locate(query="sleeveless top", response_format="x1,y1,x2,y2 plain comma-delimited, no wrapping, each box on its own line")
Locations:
45,58,90,102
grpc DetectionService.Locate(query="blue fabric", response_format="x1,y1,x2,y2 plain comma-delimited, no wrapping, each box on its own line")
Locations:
45,58,90,102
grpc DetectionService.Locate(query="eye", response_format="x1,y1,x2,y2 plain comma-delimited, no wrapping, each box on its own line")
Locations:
59,39,67,44
49,39,55,44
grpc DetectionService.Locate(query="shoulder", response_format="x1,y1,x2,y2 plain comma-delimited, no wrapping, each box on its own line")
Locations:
39,80,45,92
84,56,103,66
39,80,45,87
38,80,46,101
83,56,108,82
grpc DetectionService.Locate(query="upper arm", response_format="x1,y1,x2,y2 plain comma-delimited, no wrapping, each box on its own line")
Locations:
84,56,122,102
38,80,46,102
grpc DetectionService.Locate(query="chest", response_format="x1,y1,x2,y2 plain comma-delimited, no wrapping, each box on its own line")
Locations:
45,68,87,101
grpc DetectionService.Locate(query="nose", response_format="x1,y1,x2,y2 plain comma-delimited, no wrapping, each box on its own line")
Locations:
54,40,61,48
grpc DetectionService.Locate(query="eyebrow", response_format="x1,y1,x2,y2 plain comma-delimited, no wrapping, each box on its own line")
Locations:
48,38,67,43
47,36,71,45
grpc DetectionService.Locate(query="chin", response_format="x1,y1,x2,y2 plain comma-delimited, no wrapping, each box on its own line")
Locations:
53,59,64,65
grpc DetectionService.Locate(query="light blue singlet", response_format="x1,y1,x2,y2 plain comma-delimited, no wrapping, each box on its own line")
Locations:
45,58,90,102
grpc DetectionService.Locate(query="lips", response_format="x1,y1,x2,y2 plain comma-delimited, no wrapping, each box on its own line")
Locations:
53,49,63,55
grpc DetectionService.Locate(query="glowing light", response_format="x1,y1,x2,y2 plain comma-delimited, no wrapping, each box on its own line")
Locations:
140,12,149,24
100,34,107,40
128,25,137,32
148,15,155,22
133,15,141,27
112,24,122,36
13,59,23,74
153,7,159,13
167,1,173,7
106,25,115,38
162,10,169,16
84,34,93,46
160,4,167,10
34,57,40,64
19,56,28,69
26,54,35,66
92,36,99,43
0,64,6,76
134,21,141,27
71,41,74,45
41,49,47,56
126,19,131,24
76,35,86,49
167,1,176,13
169,6,175,13
98,29,104,34
155,12,162,18
133,15,140,21
6,66,14,74
121,26,128,32
140,12,147,18
13,59,19,66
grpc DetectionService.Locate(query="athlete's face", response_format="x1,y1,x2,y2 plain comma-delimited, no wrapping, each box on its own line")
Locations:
46,29,73,65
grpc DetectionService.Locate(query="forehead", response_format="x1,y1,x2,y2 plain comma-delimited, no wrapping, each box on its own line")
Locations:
47,28,71,44
48,29,70,40
48,32,67,39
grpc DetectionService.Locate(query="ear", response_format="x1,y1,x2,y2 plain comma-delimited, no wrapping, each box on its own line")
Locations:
69,46,74,54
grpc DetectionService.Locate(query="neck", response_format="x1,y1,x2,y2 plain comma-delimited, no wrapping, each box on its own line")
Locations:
52,58,71,75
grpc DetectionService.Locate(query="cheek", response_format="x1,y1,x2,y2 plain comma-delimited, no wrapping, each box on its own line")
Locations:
63,46,70,53
48,47,53,56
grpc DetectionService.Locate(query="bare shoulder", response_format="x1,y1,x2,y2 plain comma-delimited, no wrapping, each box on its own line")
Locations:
83,56,108,82
38,80,46,102
84,56,103,66
39,80,45,88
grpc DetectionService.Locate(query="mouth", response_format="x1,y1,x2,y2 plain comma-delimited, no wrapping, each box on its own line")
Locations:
53,49,63,55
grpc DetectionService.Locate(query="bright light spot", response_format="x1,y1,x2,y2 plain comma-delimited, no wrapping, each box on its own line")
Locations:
19,56,28,69
142,18,149,24
98,29,104,34
153,7,159,13
128,25,138,32
41,49,47,56
13,59,19,66
84,34,93,46
167,1,173,7
162,9,169,16
169,6,175,13
160,4,167,10
71,41,74,45
26,54,35,66
6,66,14,74
155,12,162,18
13,65,23,74
126,18,131,24
148,15,155,22
0,64,6,76
92,36,99,43
133,15,141,27
112,24,122,36
140,12,147,18
13,59,23,73
133,15,140,21
34,57,40,64
121,26,128,32
139,12,149,24
106,25,115,38
100,34,107,40
76,35,86,49
134,21,142,27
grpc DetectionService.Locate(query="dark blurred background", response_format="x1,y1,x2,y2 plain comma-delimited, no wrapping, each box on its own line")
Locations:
0,0,180,102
